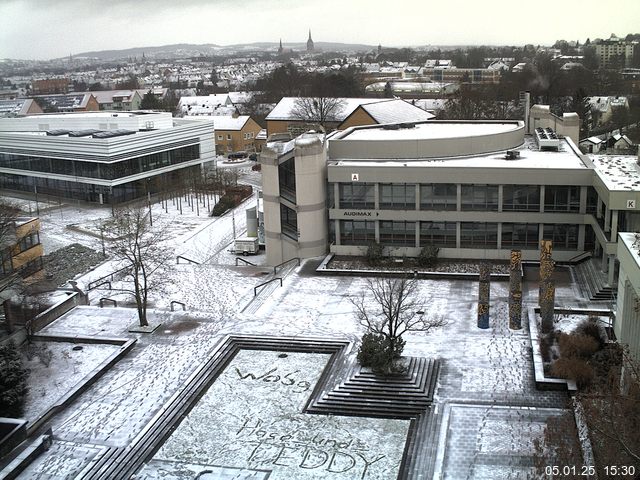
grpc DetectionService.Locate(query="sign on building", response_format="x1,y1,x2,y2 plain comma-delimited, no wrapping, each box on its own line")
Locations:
351,173,359,181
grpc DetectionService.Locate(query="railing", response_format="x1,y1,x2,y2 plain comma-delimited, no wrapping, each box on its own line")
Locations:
176,255,200,265
567,251,592,264
99,298,117,308
273,257,300,275
88,265,132,291
170,301,186,311
235,257,257,266
90,280,112,290
254,277,282,296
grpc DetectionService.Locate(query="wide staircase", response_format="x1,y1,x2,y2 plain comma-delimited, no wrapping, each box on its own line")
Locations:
573,258,617,301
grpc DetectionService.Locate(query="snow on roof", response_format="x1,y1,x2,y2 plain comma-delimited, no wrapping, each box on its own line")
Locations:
256,128,267,140
76,90,137,104
583,136,604,144
591,154,640,191
356,99,434,124
266,97,396,122
0,98,33,115
620,233,640,269
212,115,249,131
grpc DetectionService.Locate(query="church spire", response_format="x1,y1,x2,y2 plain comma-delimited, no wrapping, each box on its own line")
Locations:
306,29,314,52
278,38,283,54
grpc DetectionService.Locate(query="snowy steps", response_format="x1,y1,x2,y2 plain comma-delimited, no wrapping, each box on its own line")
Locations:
77,335,349,480
573,258,616,301
307,357,440,419
402,406,443,480
240,263,298,315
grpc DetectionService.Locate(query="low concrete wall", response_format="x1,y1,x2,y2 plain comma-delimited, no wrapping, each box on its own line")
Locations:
29,291,88,333
0,418,27,458
0,433,52,480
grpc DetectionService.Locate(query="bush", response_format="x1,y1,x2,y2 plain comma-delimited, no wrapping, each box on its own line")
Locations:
551,357,595,388
0,342,29,418
357,332,405,375
417,245,439,269
365,242,384,266
575,317,604,349
211,195,236,216
539,332,556,363
557,332,600,359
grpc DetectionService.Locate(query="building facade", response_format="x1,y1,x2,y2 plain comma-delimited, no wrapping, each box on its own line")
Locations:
616,232,640,362
0,112,215,205
260,114,640,280
0,217,44,280
213,115,262,154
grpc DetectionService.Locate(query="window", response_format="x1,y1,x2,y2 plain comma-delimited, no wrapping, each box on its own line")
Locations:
586,186,598,214
379,221,415,246
340,220,375,245
420,184,457,210
327,183,335,209
460,222,498,248
278,157,296,203
501,223,539,249
379,184,415,210
280,204,298,240
420,221,456,247
226,134,232,141
17,231,40,253
217,134,223,141
461,185,498,211
502,185,540,211
543,224,579,250
544,186,580,212
339,183,374,209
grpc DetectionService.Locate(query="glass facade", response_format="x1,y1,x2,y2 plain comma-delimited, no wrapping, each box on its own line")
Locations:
278,157,296,203
280,204,298,240
543,224,579,250
379,221,415,246
420,221,456,247
503,185,540,211
501,223,539,248
0,145,200,181
544,186,580,212
460,222,498,248
379,184,415,210
461,184,498,211
420,184,457,210
339,183,374,209
340,220,375,245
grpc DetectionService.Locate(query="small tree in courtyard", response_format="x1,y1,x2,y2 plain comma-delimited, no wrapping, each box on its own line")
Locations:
0,342,28,418
351,277,447,374
108,207,168,327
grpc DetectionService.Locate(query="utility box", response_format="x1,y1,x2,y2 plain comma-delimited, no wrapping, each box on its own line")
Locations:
234,237,259,255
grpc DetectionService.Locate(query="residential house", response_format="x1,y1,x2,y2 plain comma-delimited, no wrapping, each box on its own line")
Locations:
213,115,262,154
77,90,143,111
0,99,43,117
32,93,99,112
338,99,434,130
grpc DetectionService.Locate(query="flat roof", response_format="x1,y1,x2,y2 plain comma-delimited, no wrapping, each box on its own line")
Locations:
331,136,589,170
591,154,640,191
340,121,520,141
620,232,640,268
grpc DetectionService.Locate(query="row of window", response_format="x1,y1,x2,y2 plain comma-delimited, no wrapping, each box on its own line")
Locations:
0,145,200,181
337,220,580,250
216,132,256,141
332,183,591,213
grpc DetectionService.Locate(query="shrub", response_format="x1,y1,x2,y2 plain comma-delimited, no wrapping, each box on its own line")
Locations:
0,342,29,418
357,332,405,375
211,195,236,216
539,332,556,363
557,332,600,359
551,357,595,388
417,245,439,269
575,317,604,349
365,242,384,266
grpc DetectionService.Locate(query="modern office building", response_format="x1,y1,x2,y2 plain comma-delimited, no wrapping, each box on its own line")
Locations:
616,232,640,362
0,112,215,204
260,107,639,288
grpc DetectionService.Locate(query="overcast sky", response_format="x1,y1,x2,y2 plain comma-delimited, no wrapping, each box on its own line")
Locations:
1,0,639,60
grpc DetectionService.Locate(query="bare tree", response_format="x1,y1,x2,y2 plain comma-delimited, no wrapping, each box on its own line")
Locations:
291,96,346,130
351,277,447,372
108,207,168,327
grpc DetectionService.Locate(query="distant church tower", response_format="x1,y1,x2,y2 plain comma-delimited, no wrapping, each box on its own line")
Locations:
306,29,314,52
378,44,382,55
278,39,284,55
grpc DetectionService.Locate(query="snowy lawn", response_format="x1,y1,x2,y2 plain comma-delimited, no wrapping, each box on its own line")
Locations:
21,340,120,422
141,350,410,480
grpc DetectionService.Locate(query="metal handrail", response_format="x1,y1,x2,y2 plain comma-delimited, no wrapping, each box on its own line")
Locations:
90,280,112,290
176,255,200,265
88,265,131,290
170,301,186,311
235,257,257,266
99,298,117,308
254,277,282,296
273,257,300,275
567,251,592,263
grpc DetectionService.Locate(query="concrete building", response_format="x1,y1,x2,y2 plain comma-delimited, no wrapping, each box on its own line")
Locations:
0,217,43,280
260,109,640,285
31,78,69,95
616,232,640,362
595,36,636,68
422,67,501,84
0,112,215,205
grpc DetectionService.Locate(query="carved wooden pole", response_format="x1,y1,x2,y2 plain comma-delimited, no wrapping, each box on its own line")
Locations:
539,240,555,333
477,263,490,329
509,250,523,330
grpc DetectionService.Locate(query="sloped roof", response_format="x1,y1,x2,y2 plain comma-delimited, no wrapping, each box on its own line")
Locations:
33,93,94,110
356,99,435,124
266,97,395,122
0,98,38,116
212,115,250,131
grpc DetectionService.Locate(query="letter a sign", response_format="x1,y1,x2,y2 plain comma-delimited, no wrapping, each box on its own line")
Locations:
351,173,359,181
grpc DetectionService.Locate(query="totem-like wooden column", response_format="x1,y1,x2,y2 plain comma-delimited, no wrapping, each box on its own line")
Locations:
477,263,490,329
509,250,523,330
539,240,555,333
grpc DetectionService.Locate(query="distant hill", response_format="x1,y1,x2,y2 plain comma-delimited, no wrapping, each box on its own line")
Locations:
70,41,378,61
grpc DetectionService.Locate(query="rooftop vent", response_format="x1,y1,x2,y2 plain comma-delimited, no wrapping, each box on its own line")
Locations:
399,122,416,129
46,129,70,136
505,150,521,160
382,124,400,130
534,127,559,150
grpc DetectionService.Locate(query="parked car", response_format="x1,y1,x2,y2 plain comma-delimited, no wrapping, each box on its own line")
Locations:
227,151,248,160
